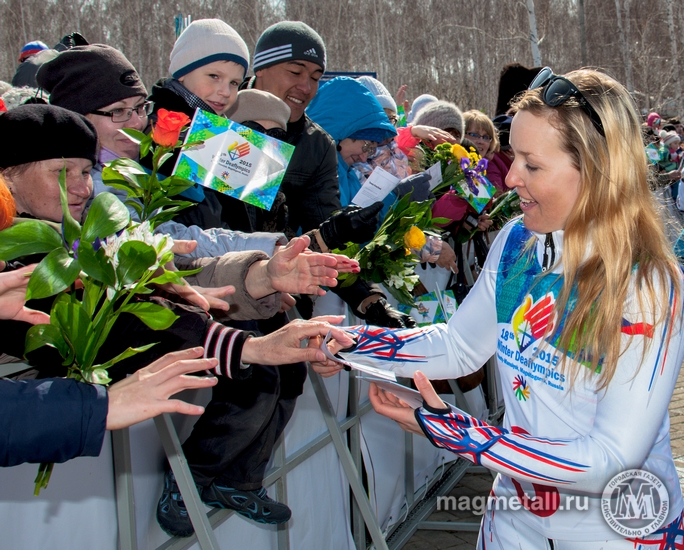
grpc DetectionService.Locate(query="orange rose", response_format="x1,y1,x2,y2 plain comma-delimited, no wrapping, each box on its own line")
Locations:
151,109,191,147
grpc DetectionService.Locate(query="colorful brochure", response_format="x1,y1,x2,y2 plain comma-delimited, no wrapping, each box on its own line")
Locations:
173,109,295,210
397,290,457,327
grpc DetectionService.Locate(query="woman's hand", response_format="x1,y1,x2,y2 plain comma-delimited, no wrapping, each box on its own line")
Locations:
248,235,358,298
369,371,446,435
106,347,219,430
241,315,354,365
435,241,458,273
0,265,50,325
410,125,458,146
477,213,493,232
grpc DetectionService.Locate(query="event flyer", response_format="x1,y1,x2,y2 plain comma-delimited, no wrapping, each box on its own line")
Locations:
173,109,295,210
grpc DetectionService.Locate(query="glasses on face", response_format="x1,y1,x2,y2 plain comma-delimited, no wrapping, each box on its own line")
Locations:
467,132,492,142
528,67,605,136
361,141,377,156
91,100,154,123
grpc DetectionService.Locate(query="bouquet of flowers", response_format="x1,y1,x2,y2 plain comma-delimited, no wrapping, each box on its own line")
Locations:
336,194,448,306
102,109,197,227
0,112,201,494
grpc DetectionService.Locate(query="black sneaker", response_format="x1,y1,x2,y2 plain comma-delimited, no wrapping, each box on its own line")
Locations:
201,483,292,524
156,470,196,537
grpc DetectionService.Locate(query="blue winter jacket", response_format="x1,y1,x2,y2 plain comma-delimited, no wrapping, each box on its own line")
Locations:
0,378,107,466
307,77,397,213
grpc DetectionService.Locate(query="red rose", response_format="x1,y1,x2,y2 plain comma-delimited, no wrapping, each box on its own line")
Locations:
151,109,191,147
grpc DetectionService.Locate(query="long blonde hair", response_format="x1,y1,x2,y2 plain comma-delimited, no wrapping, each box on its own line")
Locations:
512,69,680,389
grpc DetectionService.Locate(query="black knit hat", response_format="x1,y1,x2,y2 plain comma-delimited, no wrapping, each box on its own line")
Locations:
253,21,326,72
0,104,98,168
36,44,147,115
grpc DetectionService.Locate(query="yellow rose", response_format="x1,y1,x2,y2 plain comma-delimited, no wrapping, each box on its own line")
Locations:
403,226,426,250
451,143,469,160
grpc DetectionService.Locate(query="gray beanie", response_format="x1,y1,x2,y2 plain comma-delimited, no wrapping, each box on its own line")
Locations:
357,76,396,113
413,100,464,136
169,19,249,79
253,21,326,72
36,44,146,115
226,89,291,130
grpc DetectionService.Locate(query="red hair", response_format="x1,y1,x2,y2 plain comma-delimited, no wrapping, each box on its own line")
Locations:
0,175,16,230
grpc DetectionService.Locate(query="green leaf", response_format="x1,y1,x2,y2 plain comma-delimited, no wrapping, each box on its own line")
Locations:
96,343,157,371
120,302,179,330
147,266,202,285
340,273,358,288
119,128,147,144
164,177,196,196
0,220,62,260
116,241,157,286
139,136,153,159
81,192,130,241
58,165,81,247
25,323,69,358
83,368,111,385
52,300,94,368
26,248,80,300
157,152,173,169
77,240,117,287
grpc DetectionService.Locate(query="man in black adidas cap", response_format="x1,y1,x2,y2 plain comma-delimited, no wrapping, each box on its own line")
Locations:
242,21,337,237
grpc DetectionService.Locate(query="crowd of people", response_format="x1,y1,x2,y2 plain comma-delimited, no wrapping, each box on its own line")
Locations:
2,17,684,549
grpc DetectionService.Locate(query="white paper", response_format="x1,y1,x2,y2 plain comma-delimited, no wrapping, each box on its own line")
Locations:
319,331,397,381
357,375,424,409
426,162,443,190
351,167,400,207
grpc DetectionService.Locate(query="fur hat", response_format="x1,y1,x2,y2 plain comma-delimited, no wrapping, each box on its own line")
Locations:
18,41,49,63
253,21,326,72
412,100,464,136
226,89,291,130
407,94,437,123
169,19,249,79
36,44,146,115
356,76,396,113
660,129,681,147
0,104,97,168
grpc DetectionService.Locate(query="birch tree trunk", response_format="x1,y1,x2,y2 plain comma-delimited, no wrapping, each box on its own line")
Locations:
526,0,542,66
578,0,587,66
665,0,683,114
615,0,635,92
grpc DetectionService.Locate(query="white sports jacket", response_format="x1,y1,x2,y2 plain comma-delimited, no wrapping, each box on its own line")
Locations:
341,219,684,541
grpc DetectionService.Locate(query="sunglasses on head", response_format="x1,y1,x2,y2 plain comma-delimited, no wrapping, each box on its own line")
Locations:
528,67,605,137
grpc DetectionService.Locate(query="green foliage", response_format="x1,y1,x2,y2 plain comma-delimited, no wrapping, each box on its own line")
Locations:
102,132,196,228
336,195,445,307
0,162,194,494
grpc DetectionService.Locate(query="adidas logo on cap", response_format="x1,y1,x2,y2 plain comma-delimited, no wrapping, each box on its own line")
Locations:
303,48,318,57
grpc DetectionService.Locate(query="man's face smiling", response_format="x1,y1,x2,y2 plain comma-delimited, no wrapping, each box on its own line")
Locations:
255,60,323,122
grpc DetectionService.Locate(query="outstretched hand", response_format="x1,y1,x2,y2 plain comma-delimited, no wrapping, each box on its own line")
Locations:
106,347,219,430
241,315,355,365
264,235,359,296
411,125,458,145
369,371,446,436
0,265,50,325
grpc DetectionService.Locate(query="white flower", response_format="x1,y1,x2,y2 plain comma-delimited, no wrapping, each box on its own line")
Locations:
102,221,174,281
